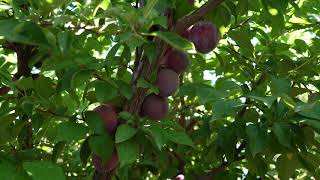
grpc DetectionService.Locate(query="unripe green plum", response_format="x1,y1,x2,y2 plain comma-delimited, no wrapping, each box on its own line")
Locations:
141,94,168,120
94,104,118,135
156,68,180,97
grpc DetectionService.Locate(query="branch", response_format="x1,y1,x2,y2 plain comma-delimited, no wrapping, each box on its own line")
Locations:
173,0,226,34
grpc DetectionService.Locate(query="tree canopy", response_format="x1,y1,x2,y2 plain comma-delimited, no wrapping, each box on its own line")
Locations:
0,0,320,179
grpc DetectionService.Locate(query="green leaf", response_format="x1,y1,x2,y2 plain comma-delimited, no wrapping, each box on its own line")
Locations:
117,139,139,167
229,30,254,54
165,130,194,147
80,137,91,165
237,0,249,15
145,31,194,52
247,95,277,108
143,0,158,18
94,81,118,102
89,134,114,161
296,102,320,120
56,122,88,141
270,77,291,96
144,125,167,150
211,99,243,121
246,124,268,156
276,154,299,180
84,111,105,134
137,78,152,89
143,42,157,64
52,141,66,163
115,124,138,143
301,119,320,130
23,161,66,180
272,122,292,148
33,76,55,98
0,19,49,46
118,81,133,99
57,31,73,55
0,162,23,180
16,77,34,90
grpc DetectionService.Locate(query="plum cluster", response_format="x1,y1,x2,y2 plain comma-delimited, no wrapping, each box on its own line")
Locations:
141,21,220,121
91,21,220,173
141,49,188,120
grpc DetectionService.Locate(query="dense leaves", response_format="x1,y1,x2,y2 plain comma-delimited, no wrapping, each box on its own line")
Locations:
0,0,320,179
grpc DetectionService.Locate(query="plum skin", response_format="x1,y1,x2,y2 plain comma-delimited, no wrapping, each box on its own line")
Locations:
141,94,168,120
94,104,118,135
164,50,189,74
156,68,180,97
187,21,220,54
92,150,119,173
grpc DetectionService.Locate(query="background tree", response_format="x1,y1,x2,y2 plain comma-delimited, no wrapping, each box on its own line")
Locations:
0,0,320,179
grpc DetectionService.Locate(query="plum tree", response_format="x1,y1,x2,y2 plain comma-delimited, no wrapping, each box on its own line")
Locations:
164,50,189,74
156,68,180,97
94,104,118,135
141,94,168,120
92,150,119,173
186,21,220,54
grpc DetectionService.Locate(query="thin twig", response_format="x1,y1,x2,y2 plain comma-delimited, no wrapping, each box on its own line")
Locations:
173,0,226,34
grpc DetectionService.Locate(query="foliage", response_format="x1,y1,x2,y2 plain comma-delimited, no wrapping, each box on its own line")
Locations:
0,0,320,179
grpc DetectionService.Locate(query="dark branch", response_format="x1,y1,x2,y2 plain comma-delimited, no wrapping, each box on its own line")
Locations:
173,0,226,34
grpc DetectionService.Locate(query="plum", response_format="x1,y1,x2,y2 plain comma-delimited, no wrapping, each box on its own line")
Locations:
164,50,189,74
156,68,180,97
141,94,168,120
187,21,220,53
175,174,185,180
94,104,118,135
0,86,10,96
92,150,119,173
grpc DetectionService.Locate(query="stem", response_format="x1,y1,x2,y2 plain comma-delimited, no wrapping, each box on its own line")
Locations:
173,0,226,34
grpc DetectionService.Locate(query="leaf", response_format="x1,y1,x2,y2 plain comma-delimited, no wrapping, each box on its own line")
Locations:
270,77,291,96
118,80,133,99
246,124,268,157
57,31,73,55
143,0,158,18
56,122,88,141
237,0,249,15
16,77,34,90
145,31,194,51
33,76,55,98
84,111,105,134
143,42,157,64
247,95,277,108
137,78,152,88
80,137,91,165
52,141,66,163
276,154,299,180
144,125,167,150
301,119,320,130
117,139,139,167
229,30,254,54
0,19,49,46
165,130,194,147
296,102,320,120
89,134,114,161
272,122,292,148
23,161,66,180
115,124,138,143
94,81,118,102
0,162,22,180
211,99,243,121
